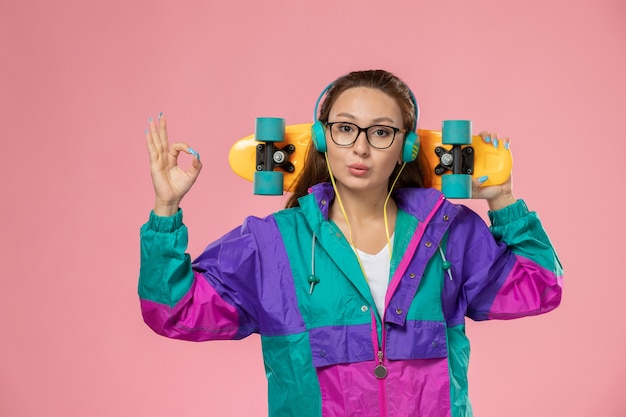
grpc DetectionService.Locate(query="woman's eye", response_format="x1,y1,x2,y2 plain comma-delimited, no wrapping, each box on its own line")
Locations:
372,127,391,137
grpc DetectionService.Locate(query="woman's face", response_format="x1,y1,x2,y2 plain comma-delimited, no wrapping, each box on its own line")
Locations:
325,86,405,195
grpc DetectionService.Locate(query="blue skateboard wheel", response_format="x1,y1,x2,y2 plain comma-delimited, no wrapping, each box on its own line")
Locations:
442,174,472,199
253,171,284,195
255,117,285,143
442,120,472,145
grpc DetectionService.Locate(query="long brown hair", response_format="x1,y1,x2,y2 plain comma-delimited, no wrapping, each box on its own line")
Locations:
285,70,431,208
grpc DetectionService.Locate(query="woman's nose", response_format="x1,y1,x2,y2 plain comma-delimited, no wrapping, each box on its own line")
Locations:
353,131,370,155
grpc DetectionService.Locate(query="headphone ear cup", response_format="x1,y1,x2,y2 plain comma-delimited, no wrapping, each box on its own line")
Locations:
402,132,420,162
311,121,327,153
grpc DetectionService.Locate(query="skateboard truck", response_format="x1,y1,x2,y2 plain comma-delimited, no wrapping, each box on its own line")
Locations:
251,117,291,195
255,142,296,175
434,120,475,199
433,145,474,177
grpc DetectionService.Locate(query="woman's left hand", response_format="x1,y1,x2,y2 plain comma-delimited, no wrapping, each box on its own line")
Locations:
471,131,517,211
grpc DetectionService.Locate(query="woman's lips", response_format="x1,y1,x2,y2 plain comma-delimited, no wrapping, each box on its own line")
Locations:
348,163,369,176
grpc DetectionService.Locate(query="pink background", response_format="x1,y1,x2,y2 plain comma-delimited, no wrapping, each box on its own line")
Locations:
1,0,624,416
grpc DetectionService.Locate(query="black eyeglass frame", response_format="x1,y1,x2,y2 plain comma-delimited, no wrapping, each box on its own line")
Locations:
325,122,407,150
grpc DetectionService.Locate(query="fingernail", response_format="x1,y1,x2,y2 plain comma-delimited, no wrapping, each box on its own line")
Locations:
149,116,153,123
188,147,200,161
478,176,488,184
144,129,148,135
158,112,163,120
505,142,509,150
493,139,499,148
484,135,491,143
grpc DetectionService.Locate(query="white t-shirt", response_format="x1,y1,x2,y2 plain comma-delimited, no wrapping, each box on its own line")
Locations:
355,235,393,319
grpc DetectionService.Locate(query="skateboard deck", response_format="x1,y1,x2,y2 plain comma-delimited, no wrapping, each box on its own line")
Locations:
229,118,512,198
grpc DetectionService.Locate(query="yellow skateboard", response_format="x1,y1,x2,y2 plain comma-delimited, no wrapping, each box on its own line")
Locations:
228,118,512,198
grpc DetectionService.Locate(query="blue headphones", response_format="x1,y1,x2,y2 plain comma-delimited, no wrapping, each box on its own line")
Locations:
310,80,420,162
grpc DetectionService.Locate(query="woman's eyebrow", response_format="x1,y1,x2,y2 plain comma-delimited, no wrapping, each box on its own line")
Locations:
372,117,396,124
334,113,397,124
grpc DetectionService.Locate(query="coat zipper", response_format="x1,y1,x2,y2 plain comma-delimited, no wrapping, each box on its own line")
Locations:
371,311,388,417
370,195,445,416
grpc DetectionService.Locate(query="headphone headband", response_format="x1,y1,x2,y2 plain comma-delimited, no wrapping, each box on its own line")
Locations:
313,79,420,131
311,73,421,162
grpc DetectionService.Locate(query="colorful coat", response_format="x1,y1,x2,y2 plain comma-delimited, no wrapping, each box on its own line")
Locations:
139,183,563,416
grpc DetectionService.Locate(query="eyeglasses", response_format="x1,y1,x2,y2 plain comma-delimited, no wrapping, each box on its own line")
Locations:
326,122,406,150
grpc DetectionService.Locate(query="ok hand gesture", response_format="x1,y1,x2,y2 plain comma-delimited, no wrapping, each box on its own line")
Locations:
145,114,202,216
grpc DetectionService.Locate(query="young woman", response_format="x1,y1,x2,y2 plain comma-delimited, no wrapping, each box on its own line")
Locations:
140,70,563,416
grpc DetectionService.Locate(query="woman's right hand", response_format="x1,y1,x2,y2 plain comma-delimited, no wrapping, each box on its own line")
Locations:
145,114,202,216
